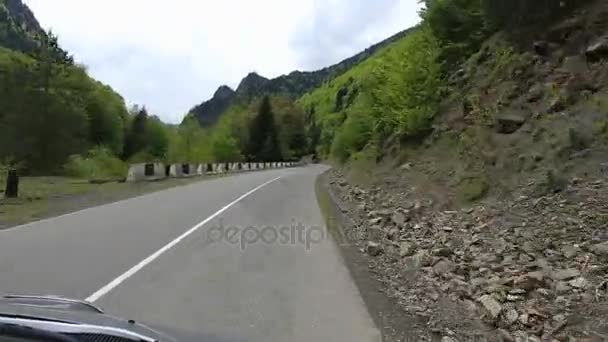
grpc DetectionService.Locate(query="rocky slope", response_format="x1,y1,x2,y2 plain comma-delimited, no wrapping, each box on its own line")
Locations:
324,0,608,341
329,170,608,341
0,0,45,53
188,28,413,127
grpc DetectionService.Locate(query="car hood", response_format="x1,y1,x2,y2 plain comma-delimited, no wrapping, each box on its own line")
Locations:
0,294,177,341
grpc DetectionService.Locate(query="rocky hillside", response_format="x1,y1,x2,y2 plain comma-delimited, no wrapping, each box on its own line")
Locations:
0,0,45,53
319,0,608,340
188,28,412,127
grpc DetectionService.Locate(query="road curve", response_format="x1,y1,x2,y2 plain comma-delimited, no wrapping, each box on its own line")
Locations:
0,165,380,342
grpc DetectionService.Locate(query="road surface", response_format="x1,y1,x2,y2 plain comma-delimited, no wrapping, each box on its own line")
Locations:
0,165,380,342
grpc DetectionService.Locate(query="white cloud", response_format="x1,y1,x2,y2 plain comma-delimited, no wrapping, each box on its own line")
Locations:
23,0,421,123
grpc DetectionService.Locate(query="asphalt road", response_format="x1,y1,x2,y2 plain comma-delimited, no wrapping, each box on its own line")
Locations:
0,165,380,342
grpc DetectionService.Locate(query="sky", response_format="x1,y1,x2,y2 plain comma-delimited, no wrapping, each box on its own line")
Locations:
24,0,422,123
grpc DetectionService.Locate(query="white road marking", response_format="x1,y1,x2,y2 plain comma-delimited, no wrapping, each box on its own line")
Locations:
85,176,283,303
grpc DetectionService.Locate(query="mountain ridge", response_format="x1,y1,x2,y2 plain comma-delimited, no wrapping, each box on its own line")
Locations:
0,0,45,53
188,28,414,126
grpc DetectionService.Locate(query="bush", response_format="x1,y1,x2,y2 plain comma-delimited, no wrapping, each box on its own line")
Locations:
459,177,489,202
64,147,128,181
330,112,374,162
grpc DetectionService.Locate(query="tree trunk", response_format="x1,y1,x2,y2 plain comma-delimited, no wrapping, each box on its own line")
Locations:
5,169,18,198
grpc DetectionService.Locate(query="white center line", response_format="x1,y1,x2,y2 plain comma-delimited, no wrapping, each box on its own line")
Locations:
85,176,283,303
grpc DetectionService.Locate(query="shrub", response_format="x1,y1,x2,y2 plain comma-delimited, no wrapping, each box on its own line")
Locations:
459,177,489,202
330,112,374,162
64,147,128,181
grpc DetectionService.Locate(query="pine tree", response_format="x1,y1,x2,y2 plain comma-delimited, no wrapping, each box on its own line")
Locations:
247,96,282,161
123,108,149,159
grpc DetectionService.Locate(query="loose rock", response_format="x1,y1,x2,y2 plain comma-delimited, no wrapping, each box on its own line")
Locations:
433,259,455,277
479,295,503,319
568,277,588,289
399,241,415,257
366,241,383,257
590,241,608,256
392,212,407,226
551,269,580,281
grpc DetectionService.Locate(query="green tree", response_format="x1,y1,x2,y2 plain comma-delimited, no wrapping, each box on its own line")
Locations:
178,115,202,161
247,96,282,161
420,0,488,70
145,116,169,159
123,108,149,160
86,84,127,155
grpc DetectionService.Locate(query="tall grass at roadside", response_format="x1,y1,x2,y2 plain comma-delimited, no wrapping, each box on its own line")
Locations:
64,147,128,181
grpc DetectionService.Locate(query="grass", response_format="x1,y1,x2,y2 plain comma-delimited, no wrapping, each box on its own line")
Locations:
0,175,217,229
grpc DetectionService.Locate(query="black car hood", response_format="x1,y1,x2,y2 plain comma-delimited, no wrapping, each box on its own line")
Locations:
0,295,176,341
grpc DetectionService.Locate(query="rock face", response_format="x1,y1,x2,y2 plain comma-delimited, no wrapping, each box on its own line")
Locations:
0,0,49,53
188,86,236,127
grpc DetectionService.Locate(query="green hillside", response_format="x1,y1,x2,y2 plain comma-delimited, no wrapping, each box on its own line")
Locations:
298,27,441,161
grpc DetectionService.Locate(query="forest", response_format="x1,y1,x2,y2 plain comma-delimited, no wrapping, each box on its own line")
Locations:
0,0,585,180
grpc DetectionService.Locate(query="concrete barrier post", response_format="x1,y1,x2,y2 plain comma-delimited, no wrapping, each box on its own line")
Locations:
128,163,167,182
127,163,144,182
5,169,18,198
170,164,184,177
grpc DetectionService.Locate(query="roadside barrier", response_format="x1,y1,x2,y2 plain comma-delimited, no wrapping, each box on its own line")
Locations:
126,163,167,182
126,161,297,182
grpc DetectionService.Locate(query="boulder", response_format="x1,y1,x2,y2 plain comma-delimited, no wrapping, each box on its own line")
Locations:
551,269,580,281
399,241,415,257
433,259,455,276
514,271,547,291
569,277,588,289
391,212,407,226
533,41,549,56
405,250,433,269
555,281,571,294
590,241,608,256
526,83,544,103
366,241,383,257
502,309,519,326
586,36,608,62
386,228,400,241
478,294,502,319
496,113,526,134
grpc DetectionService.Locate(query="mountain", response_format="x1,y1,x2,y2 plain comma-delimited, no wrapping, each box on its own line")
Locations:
189,85,236,126
0,0,45,53
188,28,413,127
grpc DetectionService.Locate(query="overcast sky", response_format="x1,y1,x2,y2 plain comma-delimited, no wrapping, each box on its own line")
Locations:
24,0,421,123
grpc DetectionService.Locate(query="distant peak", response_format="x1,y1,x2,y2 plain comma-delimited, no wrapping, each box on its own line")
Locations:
214,85,235,97
243,72,269,81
